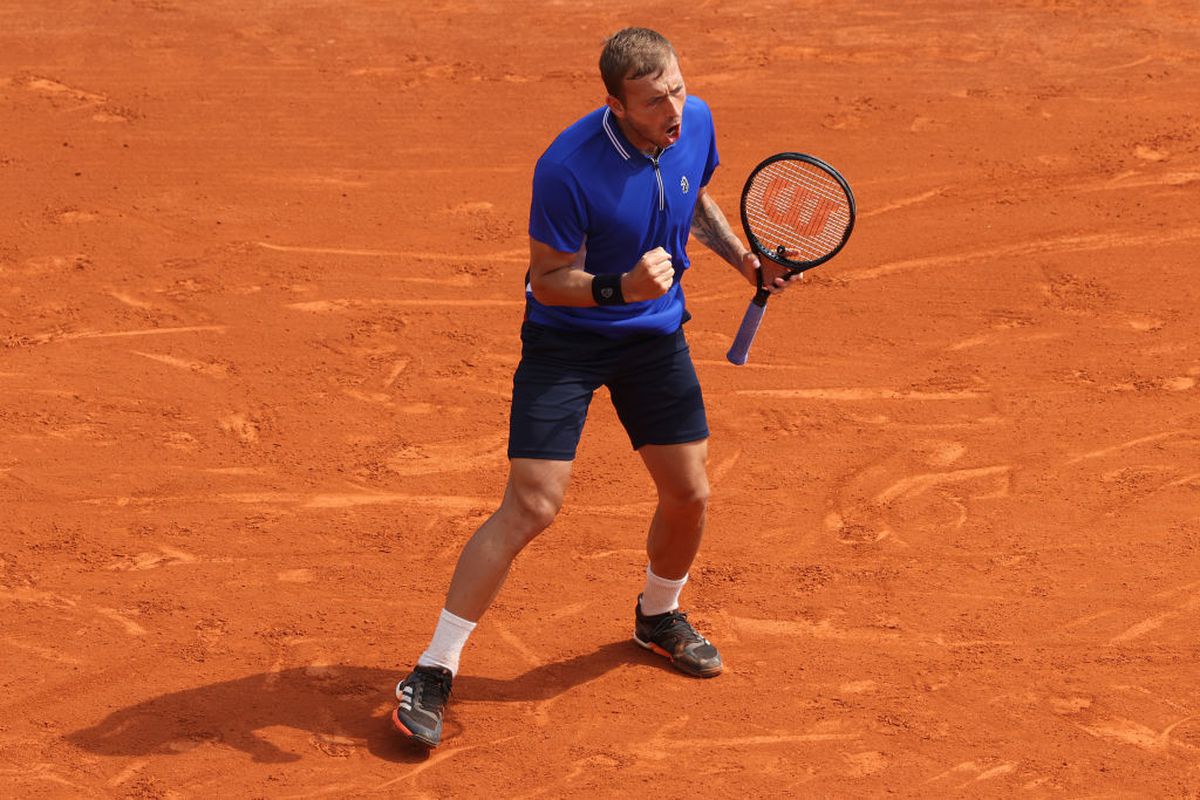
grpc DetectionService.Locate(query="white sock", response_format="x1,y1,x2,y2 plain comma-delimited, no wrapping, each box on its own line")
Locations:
639,566,688,616
416,608,477,676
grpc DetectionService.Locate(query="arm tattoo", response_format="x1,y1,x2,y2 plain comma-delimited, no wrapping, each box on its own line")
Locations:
690,193,745,268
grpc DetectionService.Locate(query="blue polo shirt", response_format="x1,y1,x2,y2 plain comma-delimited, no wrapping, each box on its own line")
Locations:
527,95,720,338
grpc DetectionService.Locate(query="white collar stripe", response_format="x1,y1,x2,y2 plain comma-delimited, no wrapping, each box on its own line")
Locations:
602,108,631,160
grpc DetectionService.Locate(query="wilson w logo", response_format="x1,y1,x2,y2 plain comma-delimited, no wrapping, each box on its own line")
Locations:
762,178,837,237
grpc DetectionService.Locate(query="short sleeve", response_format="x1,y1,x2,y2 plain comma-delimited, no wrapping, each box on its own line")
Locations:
700,106,720,188
529,158,587,253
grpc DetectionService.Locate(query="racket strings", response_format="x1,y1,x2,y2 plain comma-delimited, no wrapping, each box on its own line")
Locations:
744,161,851,263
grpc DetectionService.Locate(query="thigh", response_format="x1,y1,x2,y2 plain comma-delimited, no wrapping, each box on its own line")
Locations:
608,329,710,451
508,323,605,461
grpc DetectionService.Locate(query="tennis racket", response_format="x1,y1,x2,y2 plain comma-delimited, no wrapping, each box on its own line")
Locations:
726,153,856,365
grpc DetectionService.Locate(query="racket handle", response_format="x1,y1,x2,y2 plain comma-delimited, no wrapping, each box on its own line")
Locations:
726,297,767,365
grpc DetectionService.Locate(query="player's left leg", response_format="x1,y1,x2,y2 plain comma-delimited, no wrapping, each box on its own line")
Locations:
608,325,721,677
639,439,709,583
630,439,721,677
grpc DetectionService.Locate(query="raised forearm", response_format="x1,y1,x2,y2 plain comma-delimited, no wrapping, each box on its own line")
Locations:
690,190,753,280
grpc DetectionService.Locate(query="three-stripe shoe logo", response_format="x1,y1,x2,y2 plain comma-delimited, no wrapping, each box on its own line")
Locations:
398,683,414,711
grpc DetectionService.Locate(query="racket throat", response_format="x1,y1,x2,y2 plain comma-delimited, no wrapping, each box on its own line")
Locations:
750,265,769,306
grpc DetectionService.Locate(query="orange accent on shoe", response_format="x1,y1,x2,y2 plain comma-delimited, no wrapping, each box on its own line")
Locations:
391,708,414,737
648,643,672,660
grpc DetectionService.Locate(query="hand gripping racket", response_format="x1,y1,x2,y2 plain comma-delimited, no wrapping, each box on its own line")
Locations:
726,153,856,365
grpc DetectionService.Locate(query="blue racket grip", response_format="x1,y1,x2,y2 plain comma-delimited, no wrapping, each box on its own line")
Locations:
726,296,767,365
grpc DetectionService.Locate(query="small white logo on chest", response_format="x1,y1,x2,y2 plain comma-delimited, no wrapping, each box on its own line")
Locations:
680,176,690,194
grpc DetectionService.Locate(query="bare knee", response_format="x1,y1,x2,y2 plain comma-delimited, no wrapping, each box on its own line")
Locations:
509,485,563,531
477,459,572,556
490,482,564,554
659,479,709,517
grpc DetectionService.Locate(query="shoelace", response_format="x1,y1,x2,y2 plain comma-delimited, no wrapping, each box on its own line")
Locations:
653,610,706,645
413,668,452,710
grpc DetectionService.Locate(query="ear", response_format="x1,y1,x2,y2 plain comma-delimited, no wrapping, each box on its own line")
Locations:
605,94,625,119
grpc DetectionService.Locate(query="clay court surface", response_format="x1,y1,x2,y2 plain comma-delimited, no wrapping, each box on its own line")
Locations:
3,0,1200,796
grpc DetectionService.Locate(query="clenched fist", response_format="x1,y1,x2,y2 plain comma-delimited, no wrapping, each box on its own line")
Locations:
621,247,675,302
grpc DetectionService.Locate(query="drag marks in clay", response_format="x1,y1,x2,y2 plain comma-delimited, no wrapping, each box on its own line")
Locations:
827,438,1010,546
132,350,229,379
844,225,1200,282
13,72,135,122
1,586,148,639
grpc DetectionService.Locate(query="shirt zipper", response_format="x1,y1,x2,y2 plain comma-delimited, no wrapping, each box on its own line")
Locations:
649,153,665,212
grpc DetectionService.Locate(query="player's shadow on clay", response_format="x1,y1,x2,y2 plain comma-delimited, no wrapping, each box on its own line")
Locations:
66,640,636,764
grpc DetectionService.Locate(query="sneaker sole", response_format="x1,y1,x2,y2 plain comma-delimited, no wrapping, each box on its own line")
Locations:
633,635,723,678
391,707,439,748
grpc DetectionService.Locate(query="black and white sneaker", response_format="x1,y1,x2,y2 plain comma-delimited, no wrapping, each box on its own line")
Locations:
392,665,453,747
634,595,723,678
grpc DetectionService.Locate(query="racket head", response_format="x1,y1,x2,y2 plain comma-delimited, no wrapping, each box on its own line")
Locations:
740,153,856,272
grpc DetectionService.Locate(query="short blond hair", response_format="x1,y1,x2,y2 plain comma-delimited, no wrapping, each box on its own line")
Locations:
599,28,676,100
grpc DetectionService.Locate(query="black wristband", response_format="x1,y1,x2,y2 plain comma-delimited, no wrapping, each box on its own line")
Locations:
591,273,625,306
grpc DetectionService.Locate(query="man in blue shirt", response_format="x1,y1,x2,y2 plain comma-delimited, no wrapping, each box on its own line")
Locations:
393,27,801,748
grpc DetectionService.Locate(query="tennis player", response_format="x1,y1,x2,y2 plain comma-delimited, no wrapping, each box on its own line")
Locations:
393,27,801,747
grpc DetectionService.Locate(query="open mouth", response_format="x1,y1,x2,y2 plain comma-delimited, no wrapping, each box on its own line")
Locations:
666,122,681,140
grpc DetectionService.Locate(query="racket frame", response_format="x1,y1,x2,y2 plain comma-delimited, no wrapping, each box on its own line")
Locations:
726,152,855,365
739,151,856,277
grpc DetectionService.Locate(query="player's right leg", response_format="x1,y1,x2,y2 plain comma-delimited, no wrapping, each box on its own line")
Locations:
392,458,571,747
443,458,573,621
394,322,601,747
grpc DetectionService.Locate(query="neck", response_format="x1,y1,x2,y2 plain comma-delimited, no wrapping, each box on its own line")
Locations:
613,115,659,157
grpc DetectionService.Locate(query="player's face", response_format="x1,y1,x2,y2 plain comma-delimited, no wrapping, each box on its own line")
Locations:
608,56,686,154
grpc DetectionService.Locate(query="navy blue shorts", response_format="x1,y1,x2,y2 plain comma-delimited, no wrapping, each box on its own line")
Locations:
508,321,709,461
